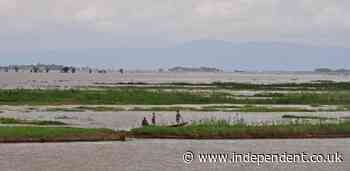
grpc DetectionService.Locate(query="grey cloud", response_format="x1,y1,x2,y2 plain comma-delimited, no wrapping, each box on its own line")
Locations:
0,0,349,49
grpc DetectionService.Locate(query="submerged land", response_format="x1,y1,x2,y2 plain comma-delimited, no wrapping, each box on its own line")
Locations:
2,120,350,143
130,120,350,139
0,126,125,143
1,71,350,142
2,81,350,111
0,115,350,142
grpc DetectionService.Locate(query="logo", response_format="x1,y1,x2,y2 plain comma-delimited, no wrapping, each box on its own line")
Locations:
183,151,195,164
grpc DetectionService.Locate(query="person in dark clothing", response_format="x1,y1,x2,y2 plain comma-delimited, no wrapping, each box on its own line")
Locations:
142,117,149,127
176,110,182,124
151,112,156,125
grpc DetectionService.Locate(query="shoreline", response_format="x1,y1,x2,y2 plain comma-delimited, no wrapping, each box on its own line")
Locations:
2,133,350,143
0,137,126,144
0,126,127,143
128,134,350,140
1,126,350,143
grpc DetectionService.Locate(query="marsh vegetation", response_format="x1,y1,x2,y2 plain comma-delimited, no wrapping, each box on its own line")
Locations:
0,126,125,142
1,86,350,107
0,117,67,125
131,119,350,139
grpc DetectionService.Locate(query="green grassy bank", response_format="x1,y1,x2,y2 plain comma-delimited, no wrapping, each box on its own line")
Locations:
0,117,67,125
0,127,125,143
131,120,350,139
2,86,350,106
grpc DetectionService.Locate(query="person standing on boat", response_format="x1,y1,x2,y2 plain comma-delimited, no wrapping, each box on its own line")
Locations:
151,112,156,125
176,110,183,124
142,117,149,127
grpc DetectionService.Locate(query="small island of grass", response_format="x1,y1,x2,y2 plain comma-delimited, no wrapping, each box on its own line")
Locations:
0,117,67,126
130,120,350,139
0,127,126,143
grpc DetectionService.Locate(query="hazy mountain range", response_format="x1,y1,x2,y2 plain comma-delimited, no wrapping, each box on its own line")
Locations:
1,40,349,71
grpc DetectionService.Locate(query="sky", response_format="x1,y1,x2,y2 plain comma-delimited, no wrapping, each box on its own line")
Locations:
0,0,349,70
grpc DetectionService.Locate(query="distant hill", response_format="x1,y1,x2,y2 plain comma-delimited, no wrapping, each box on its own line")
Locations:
168,66,222,72
315,68,350,73
314,68,333,73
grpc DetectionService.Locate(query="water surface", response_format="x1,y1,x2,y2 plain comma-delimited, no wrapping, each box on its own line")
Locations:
0,138,348,171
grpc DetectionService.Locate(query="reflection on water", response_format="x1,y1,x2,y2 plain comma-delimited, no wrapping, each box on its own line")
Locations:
0,138,348,171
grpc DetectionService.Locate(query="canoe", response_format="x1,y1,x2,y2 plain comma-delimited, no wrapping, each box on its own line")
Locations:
166,122,188,128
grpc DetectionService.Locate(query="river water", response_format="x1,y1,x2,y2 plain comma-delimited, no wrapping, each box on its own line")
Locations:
1,106,349,170
1,72,350,170
1,72,350,89
0,138,349,171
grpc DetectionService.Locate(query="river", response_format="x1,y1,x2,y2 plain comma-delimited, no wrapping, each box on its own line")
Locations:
0,138,348,171
1,72,350,89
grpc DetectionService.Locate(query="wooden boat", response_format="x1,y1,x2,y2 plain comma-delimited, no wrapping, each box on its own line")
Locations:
166,122,189,128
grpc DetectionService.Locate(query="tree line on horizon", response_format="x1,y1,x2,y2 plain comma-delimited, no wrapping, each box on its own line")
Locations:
0,64,127,74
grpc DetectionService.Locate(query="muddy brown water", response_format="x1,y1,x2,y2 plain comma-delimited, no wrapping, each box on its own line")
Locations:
0,138,349,171
1,72,350,170
1,111,349,171
1,72,350,89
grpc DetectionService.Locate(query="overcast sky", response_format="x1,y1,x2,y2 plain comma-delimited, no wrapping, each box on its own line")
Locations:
0,0,349,69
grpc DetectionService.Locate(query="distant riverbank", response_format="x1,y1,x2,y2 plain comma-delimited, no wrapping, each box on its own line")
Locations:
2,120,350,143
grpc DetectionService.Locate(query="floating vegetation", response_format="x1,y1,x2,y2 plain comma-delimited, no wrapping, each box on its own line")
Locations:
281,114,338,120
0,127,125,142
130,106,200,111
46,108,85,112
0,117,67,125
54,115,78,120
75,106,125,112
